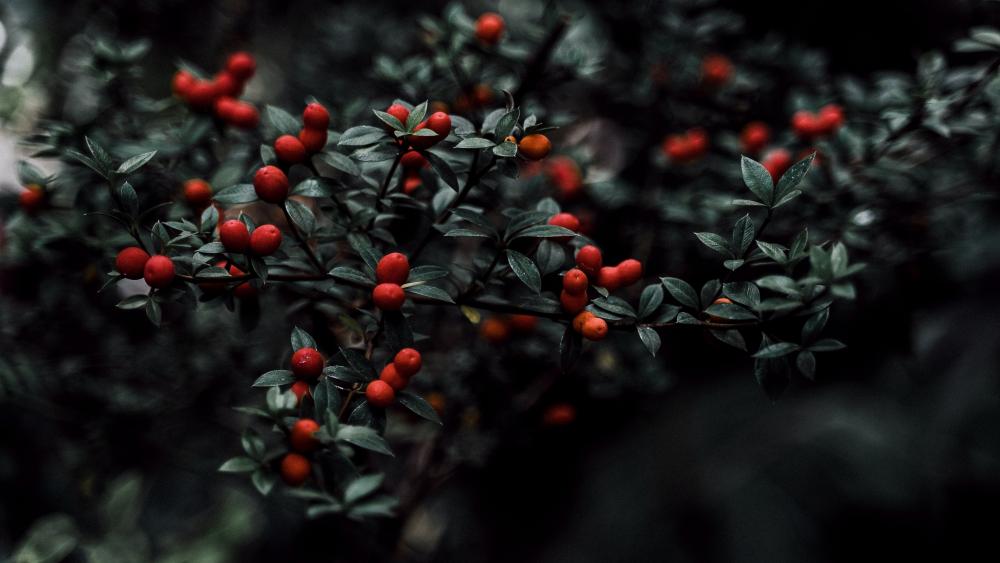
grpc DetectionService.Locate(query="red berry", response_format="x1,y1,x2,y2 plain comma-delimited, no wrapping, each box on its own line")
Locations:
225,51,256,82
291,347,324,380
475,12,505,45
576,245,603,274
228,101,259,129
185,81,217,110
581,316,608,341
116,247,150,279
740,121,771,154
403,171,422,194
18,185,44,214
792,110,823,139
302,103,330,130
211,71,240,98
701,54,733,87
379,363,408,391
400,150,427,169
274,134,307,164
289,419,320,452
480,317,510,343
250,224,282,256
280,453,311,486
376,252,410,285
385,103,410,128
818,104,844,134
548,212,580,233
560,289,589,314
545,156,584,200
143,255,175,288
183,178,212,209
617,259,643,286
219,220,251,253
687,128,709,156
543,403,576,426
393,347,422,378
762,148,793,182
291,381,310,403
409,112,452,150
508,314,538,333
372,283,406,311
365,380,395,408
563,268,589,295
596,266,621,291
298,128,327,153
171,70,195,97
213,96,238,122
253,166,289,203
573,311,596,333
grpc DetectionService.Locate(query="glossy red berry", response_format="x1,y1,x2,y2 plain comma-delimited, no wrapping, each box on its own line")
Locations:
475,12,505,45
274,134,307,164
563,268,589,295
403,171,422,194
219,220,251,253
617,259,643,286
372,283,406,311
225,51,256,82
291,347,324,380
393,347,422,377
211,71,240,98
302,103,330,130
228,101,259,129
400,150,427,169
365,380,395,408
185,81,217,110
115,247,150,279
596,266,622,291
576,245,603,274
740,122,771,154
280,453,311,486
818,104,844,134
379,363,408,391
560,289,589,314
183,179,213,209
289,419,320,453
250,224,282,256
792,110,823,139
376,252,410,285
291,381,310,403
253,166,289,203
409,112,452,149
385,103,410,128
548,212,580,234
143,255,175,288
298,128,327,153
545,157,584,200
171,70,195,97
213,96,238,122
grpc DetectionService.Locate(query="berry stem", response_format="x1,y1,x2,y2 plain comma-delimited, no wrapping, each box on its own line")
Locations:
375,150,405,213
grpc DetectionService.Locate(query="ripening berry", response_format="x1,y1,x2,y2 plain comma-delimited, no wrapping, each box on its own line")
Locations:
253,165,289,203
379,363,408,391
560,289,589,314
185,81,217,110
172,70,195,97
548,212,580,234
791,110,823,139
228,101,259,129
545,156,583,200
582,316,608,341
365,379,395,408
211,71,240,98
403,171,422,194
572,310,596,333
116,246,150,279
183,178,212,209
576,245,603,275
400,150,427,169
143,255,175,288
596,266,621,291
713,297,732,305
762,148,793,182
475,12,505,45
225,51,256,82
543,403,576,426
701,54,733,87
617,259,643,286
393,347,422,377
274,134,307,164
818,104,844,134
291,347,324,379
372,283,405,311
386,103,410,127
518,134,552,161
280,453,311,486
250,224,282,256
426,391,446,416
376,252,410,285
740,122,771,154
409,112,452,150
289,419,320,453
472,83,493,106
298,128,327,153
563,268,589,295
219,219,251,253
18,185,44,214
508,314,538,333
480,316,510,343
302,102,330,130
291,380,310,403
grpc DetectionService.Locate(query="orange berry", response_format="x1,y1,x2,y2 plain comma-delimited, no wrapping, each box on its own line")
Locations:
581,316,608,341
617,259,643,286
518,134,552,160
563,268,589,295
480,317,510,343
543,403,576,426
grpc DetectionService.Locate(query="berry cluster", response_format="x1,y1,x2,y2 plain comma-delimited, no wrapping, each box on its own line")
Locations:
219,219,283,256
372,252,411,311
367,347,425,407
662,128,709,163
274,102,331,164
384,103,452,150
791,104,845,140
115,247,175,288
400,150,428,194
172,52,259,128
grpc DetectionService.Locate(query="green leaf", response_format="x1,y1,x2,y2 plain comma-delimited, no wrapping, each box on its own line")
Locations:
796,351,816,379
396,391,442,424
330,266,374,286
291,326,317,350
344,474,385,504
117,182,138,216
809,338,845,352
660,277,699,309
774,152,815,201
710,329,747,351
407,265,450,282
252,470,277,496
338,126,389,147
592,296,637,318
704,302,758,321
455,137,496,149
291,178,334,198
324,365,367,385
214,184,258,204
638,284,665,319
337,425,394,456
756,275,799,296
445,228,494,239
285,199,316,234
116,295,148,310
67,149,107,178
117,150,157,174
85,136,113,171
405,101,429,131
373,109,405,131
218,457,258,473
801,308,829,343
492,141,518,158
423,151,459,191
506,250,541,293
351,144,399,162
253,370,295,387
752,342,800,359
493,108,520,139
637,326,661,357
405,284,454,303
317,151,361,176
695,232,733,257
731,214,755,255
145,298,162,326
509,225,576,241
740,155,774,205
756,241,788,263
559,325,582,372
266,105,300,135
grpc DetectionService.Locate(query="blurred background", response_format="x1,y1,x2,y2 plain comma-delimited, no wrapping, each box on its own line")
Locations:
2,1,1000,562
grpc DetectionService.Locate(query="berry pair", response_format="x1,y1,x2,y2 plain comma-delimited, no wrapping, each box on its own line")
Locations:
479,314,538,343
663,128,709,163
274,102,331,164
400,150,428,195
173,52,258,128
116,247,175,288
574,245,644,291
791,104,845,139
384,103,453,150
219,219,283,256
560,267,590,313
367,347,424,407
372,252,410,311
572,311,609,341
